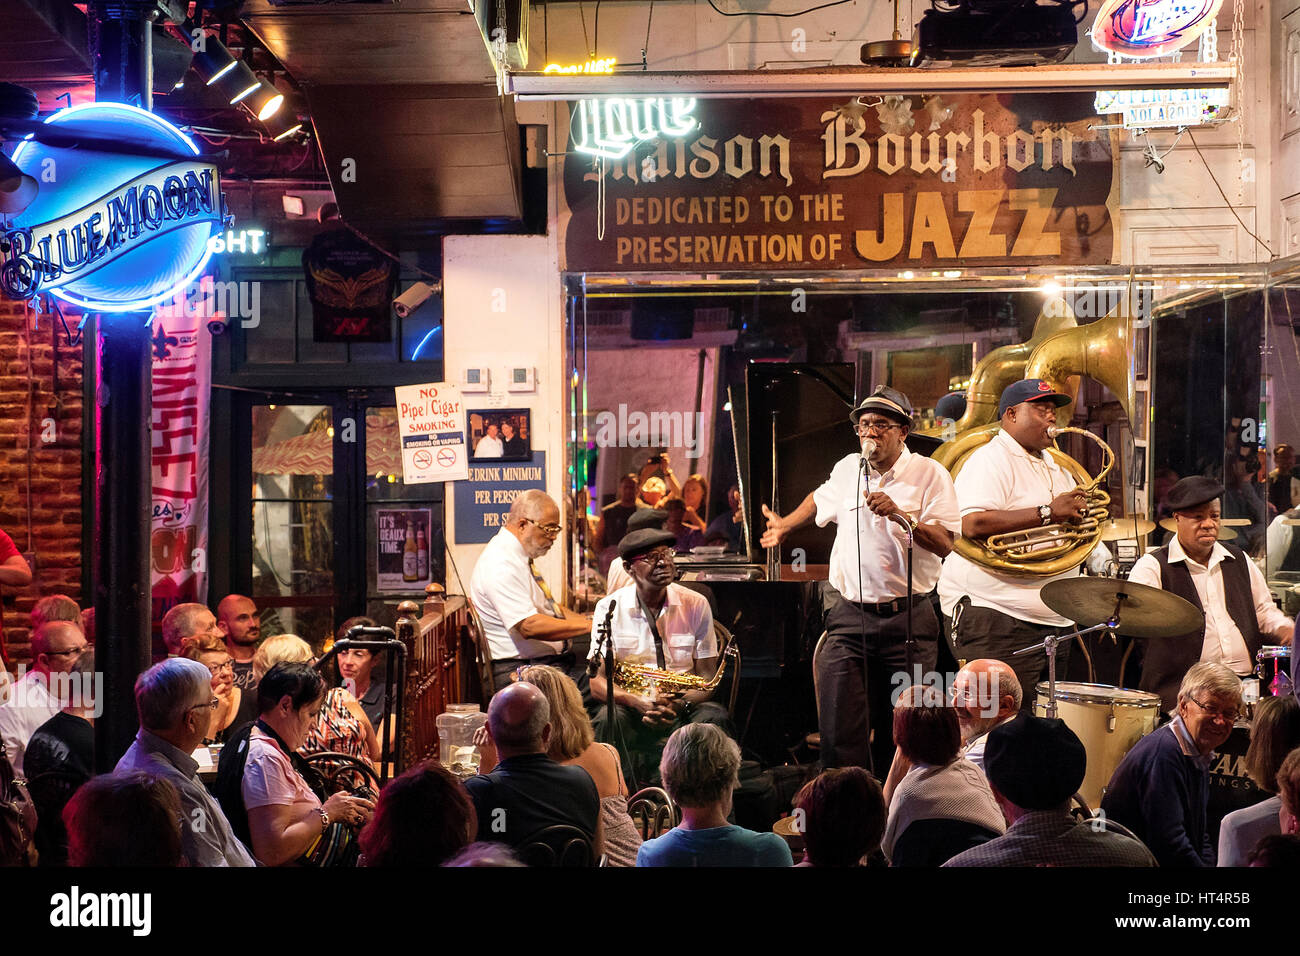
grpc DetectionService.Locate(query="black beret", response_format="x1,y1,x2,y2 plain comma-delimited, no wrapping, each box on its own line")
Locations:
1166,475,1225,513
618,528,676,561
984,714,1086,810
850,385,913,427
627,508,669,533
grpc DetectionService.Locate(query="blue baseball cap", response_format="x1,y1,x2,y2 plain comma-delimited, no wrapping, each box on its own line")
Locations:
998,379,1071,418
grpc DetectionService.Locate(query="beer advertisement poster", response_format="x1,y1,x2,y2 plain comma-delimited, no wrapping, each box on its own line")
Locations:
376,508,433,592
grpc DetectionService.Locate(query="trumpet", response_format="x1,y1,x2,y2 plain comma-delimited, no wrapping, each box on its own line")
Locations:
612,643,737,698
981,426,1113,563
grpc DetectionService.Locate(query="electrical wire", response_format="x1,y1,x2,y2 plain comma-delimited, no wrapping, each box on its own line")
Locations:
338,221,442,285
704,0,854,16
643,0,655,66
1185,128,1276,260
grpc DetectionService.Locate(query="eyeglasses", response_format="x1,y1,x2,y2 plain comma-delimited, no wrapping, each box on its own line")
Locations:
633,547,676,567
45,645,89,659
190,698,221,712
1188,694,1239,723
855,420,902,435
207,660,234,674
523,518,562,538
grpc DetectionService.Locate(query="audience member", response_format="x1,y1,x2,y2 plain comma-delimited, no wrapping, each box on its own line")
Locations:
443,842,525,867
333,616,388,733
951,658,1021,774
1276,746,1300,836
639,476,667,509
0,621,88,776
595,473,643,555
256,633,379,766
218,593,262,730
463,682,601,854
234,662,374,866
637,723,792,867
519,664,641,866
1218,694,1300,866
359,761,475,866
161,601,218,658
663,498,703,553
1248,833,1300,866
30,595,83,634
1101,661,1242,867
181,632,242,742
792,767,886,867
702,484,743,551
944,715,1156,867
679,473,709,533
24,647,96,867
80,608,94,644
881,686,1004,866
114,658,254,866
64,772,183,867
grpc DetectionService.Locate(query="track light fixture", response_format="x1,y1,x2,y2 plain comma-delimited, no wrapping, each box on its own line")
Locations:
192,36,238,86
243,81,284,122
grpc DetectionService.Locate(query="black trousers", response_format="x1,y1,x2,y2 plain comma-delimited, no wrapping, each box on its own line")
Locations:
946,597,1072,713
590,699,733,790
492,644,591,705
818,589,939,775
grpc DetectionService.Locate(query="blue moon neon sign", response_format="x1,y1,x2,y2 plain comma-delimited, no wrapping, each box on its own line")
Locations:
0,103,224,313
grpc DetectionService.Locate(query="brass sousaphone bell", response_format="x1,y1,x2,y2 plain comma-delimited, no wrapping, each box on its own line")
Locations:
934,294,1137,577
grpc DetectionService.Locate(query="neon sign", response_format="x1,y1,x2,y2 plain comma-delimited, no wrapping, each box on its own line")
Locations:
1092,0,1225,58
571,97,698,160
0,103,222,312
208,228,266,255
1094,87,1230,128
544,57,617,75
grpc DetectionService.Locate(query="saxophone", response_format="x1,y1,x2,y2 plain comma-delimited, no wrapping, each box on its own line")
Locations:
613,642,737,698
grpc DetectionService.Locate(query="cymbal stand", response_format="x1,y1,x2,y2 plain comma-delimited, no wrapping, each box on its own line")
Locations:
1013,614,1119,718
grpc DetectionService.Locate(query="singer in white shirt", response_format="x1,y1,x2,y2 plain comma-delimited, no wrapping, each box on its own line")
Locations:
761,386,960,773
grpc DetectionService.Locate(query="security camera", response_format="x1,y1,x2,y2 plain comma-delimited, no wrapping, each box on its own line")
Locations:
207,314,230,336
393,281,440,318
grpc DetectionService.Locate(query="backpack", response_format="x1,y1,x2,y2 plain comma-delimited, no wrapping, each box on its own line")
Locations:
0,738,37,867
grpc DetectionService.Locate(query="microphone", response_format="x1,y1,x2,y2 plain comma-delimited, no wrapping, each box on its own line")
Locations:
588,599,616,676
859,436,876,469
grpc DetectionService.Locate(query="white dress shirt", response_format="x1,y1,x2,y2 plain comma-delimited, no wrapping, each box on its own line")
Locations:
812,447,961,603
0,670,60,777
469,527,567,661
939,429,1087,626
1128,537,1293,675
474,435,503,458
588,583,716,672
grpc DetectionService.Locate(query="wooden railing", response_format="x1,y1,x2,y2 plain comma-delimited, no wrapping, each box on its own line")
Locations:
394,587,469,769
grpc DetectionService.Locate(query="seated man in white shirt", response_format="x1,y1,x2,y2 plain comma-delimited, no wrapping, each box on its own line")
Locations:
605,507,668,593
1128,475,1294,713
951,658,1022,774
469,490,593,697
0,621,87,776
474,422,503,458
588,528,730,785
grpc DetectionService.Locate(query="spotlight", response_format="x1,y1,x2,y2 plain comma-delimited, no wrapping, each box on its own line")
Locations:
263,110,305,143
243,81,284,122
192,37,238,86
216,61,261,106
0,152,38,216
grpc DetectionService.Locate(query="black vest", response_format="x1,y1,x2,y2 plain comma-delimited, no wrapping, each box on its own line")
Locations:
1137,542,1261,712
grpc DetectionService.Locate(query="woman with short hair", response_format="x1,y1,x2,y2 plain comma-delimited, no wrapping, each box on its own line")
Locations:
64,772,183,866
182,632,241,742
359,761,475,866
1218,695,1300,866
637,723,791,867
793,767,887,867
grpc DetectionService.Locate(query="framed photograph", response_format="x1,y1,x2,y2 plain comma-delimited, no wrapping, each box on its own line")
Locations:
468,408,532,461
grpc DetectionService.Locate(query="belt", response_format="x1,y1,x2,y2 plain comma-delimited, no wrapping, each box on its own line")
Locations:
496,645,571,666
849,594,921,616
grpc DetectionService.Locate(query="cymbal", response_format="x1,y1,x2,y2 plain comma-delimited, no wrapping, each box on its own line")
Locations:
1040,577,1204,638
1157,517,1237,540
1097,516,1156,541
1220,518,1252,527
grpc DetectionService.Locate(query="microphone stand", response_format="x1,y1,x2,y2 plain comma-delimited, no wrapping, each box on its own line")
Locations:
886,513,916,674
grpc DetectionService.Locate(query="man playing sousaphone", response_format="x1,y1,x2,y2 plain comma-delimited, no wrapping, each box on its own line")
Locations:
1127,476,1294,713
587,528,732,783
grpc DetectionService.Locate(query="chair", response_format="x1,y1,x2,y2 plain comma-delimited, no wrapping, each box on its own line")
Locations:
712,621,742,718
789,631,827,764
303,752,381,797
626,786,679,840
516,824,596,867
463,599,495,701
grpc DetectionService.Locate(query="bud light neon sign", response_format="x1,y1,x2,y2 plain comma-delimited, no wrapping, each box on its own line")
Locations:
1092,0,1225,59
0,103,223,312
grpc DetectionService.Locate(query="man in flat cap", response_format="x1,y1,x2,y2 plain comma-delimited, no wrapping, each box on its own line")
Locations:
761,385,961,773
587,527,729,783
939,378,1101,709
944,714,1156,867
1128,475,1293,712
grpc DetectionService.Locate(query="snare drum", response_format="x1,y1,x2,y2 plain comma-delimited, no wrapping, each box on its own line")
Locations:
1034,682,1162,809
1256,646,1293,698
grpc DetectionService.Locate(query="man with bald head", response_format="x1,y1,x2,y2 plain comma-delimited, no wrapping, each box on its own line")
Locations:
217,594,262,731
470,490,593,695
0,620,88,775
463,681,601,852
951,659,1022,774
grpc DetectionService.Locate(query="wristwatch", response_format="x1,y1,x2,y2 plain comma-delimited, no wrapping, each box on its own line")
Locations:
314,807,330,833
904,513,919,532
1038,504,1052,526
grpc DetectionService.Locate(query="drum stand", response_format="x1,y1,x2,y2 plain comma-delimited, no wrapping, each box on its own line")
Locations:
1014,617,1118,719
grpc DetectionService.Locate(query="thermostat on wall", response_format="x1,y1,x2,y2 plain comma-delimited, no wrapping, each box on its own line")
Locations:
507,367,536,392
462,367,491,392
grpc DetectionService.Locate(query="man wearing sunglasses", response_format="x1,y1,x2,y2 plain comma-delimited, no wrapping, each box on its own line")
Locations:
760,385,961,773
470,489,594,696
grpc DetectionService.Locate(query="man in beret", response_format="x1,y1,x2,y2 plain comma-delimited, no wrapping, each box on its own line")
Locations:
761,385,961,773
939,378,1102,710
1128,475,1294,712
944,714,1156,867
588,527,729,783
605,508,668,592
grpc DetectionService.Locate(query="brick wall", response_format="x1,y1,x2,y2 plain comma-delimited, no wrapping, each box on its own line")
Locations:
0,296,84,671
